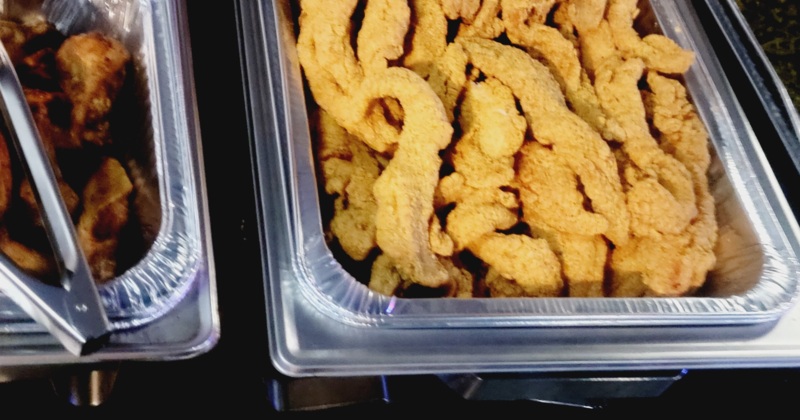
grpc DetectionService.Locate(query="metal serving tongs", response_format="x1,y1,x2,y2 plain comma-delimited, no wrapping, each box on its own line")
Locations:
0,42,110,356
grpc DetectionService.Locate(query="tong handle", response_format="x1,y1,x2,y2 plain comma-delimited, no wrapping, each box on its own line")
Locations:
0,42,110,355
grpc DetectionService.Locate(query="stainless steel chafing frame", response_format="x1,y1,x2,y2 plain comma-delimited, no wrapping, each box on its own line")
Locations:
240,0,800,376
0,0,218,367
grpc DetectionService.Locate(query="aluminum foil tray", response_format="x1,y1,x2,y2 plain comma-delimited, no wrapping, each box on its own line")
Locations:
240,0,800,375
0,0,210,333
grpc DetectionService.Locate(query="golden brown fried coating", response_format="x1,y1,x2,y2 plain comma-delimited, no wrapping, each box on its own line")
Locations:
349,67,453,289
438,79,523,251
594,58,696,237
503,0,608,135
606,0,694,74
609,73,716,297
459,38,629,246
553,0,607,44
357,0,411,76
442,0,482,21
299,0,715,298
647,72,716,289
459,78,526,160
297,0,402,153
517,142,607,236
56,32,130,146
517,142,607,296
646,73,711,172
318,110,380,261
0,20,28,64
405,0,449,79
0,228,55,278
296,0,360,103
369,253,405,296
426,42,470,122
77,158,133,283
456,0,504,40
479,234,562,297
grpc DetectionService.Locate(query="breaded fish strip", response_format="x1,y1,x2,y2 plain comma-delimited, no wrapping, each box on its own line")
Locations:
502,0,558,26
480,234,563,297
442,0,481,21
502,0,607,135
298,0,363,95
646,73,711,172
317,111,380,261
439,79,523,249
427,42,470,122
606,0,694,74
458,38,629,246
358,0,411,76
517,142,607,296
347,67,453,288
297,0,398,153
517,142,607,237
405,0,448,79
594,57,696,236
456,0,504,40
646,72,716,288
553,0,607,45
369,253,475,297
610,73,717,297
440,79,563,297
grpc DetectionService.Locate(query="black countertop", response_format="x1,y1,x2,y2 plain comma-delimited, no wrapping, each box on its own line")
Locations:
2,0,800,416
738,0,799,110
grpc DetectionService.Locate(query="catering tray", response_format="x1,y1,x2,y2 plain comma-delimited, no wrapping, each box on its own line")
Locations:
240,0,800,375
0,0,217,366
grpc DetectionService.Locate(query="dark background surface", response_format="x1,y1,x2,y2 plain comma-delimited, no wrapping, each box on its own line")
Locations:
1,0,800,416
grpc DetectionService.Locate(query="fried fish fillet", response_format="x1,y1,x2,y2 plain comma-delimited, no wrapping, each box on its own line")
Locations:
609,73,716,297
517,142,607,296
439,79,522,250
606,0,694,74
456,0,504,40
297,0,402,153
349,67,453,289
405,0,448,79
594,58,696,236
358,0,411,76
458,38,629,246
502,0,608,135
426,42,470,122
317,110,380,261
553,0,607,45
480,234,563,297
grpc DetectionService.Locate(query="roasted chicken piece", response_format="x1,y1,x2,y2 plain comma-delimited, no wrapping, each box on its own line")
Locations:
77,158,133,283
56,32,130,147
18,89,80,226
